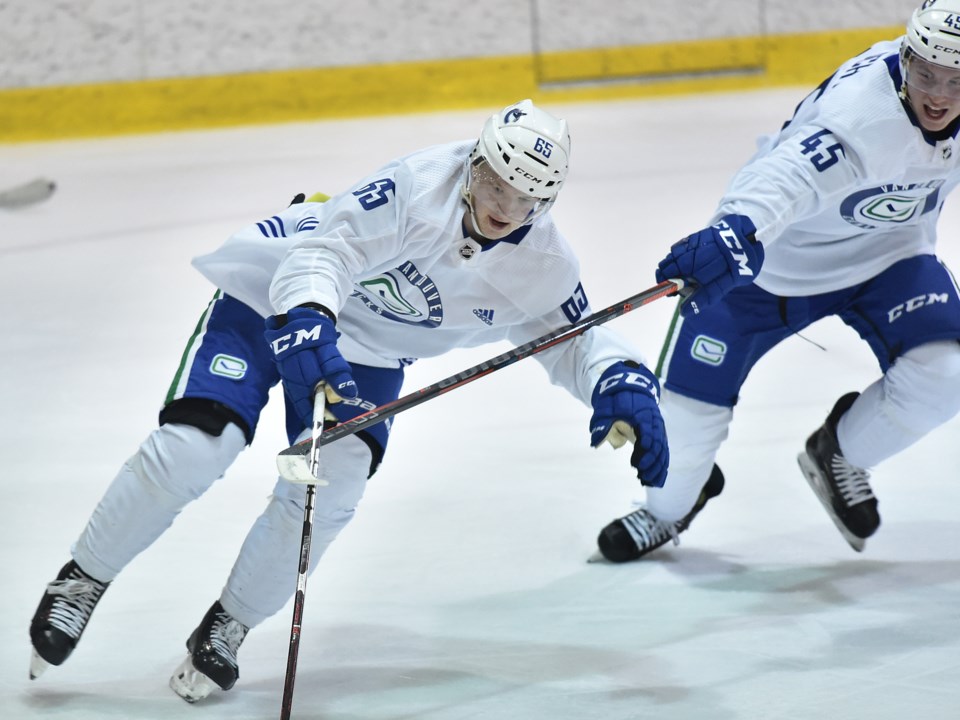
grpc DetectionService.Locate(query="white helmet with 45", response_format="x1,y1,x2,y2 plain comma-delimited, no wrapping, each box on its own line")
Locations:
905,0,960,66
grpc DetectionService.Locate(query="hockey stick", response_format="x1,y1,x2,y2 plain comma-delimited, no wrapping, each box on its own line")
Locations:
0,178,56,208
279,388,326,720
275,278,680,713
277,278,683,483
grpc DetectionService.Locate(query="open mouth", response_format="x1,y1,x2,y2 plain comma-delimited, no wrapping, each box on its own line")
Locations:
924,104,950,121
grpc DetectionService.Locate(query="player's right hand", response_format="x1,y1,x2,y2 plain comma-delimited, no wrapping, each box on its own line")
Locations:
655,214,762,316
264,307,357,428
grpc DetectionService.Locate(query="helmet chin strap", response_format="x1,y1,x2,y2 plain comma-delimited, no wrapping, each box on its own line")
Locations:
460,180,495,241
899,45,914,104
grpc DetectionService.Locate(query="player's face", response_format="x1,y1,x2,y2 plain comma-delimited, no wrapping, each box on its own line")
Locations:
465,160,547,240
903,54,960,132
466,200,522,240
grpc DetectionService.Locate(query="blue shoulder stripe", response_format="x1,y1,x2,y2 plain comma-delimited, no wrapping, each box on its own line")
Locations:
256,215,286,238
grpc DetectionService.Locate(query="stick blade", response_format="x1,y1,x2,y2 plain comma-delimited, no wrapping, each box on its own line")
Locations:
0,178,56,208
276,441,317,483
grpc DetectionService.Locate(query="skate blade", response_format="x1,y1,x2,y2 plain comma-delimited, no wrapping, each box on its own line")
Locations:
797,453,866,553
169,655,218,703
29,649,51,680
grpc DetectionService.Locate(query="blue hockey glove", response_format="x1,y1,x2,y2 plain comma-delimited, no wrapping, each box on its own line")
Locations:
655,214,762,317
264,306,358,428
589,361,668,488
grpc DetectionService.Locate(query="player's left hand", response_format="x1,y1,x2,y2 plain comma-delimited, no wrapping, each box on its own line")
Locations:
655,213,762,317
589,361,668,488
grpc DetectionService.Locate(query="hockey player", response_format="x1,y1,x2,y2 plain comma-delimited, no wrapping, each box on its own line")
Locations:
597,0,960,562
29,100,669,701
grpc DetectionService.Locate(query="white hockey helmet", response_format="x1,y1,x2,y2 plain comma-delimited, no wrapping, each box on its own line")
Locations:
904,0,960,67
471,99,571,201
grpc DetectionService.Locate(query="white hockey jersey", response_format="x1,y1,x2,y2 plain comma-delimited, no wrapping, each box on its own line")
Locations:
192,140,642,405
715,38,960,296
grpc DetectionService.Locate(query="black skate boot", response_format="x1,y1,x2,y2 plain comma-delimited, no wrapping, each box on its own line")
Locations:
597,464,725,563
29,560,110,679
169,601,250,703
797,392,880,551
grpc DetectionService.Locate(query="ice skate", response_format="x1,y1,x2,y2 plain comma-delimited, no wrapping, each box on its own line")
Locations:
797,392,880,551
169,601,249,703
597,464,725,563
29,560,110,679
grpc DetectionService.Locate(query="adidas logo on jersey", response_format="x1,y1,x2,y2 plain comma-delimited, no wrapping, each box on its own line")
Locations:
473,308,495,326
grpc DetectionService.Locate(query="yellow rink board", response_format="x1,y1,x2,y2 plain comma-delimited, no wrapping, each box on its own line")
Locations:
0,27,901,143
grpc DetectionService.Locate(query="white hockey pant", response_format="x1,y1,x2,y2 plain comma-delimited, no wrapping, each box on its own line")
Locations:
219,433,371,629
839,339,960,469
646,340,960,523
646,389,733,523
71,422,248,583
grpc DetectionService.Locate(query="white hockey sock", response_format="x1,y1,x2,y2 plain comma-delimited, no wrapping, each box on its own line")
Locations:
71,422,246,582
646,390,733,523
838,340,960,469
219,434,371,628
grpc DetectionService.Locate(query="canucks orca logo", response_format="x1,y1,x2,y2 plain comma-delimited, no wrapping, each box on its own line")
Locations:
504,107,527,123
358,277,420,316
352,261,444,327
840,181,943,229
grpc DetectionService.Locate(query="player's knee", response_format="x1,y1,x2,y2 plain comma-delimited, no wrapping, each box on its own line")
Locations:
136,421,246,502
661,390,733,460
322,434,375,503
273,435,372,524
262,487,310,535
264,483,359,560
905,339,960,379
890,340,960,422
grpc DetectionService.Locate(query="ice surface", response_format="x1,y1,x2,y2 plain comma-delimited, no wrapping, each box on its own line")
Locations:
2,90,959,719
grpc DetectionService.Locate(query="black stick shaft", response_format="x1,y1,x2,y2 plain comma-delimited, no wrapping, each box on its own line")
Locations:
278,279,680,459
279,393,326,719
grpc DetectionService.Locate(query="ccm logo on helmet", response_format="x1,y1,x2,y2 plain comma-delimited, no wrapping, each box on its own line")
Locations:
514,167,543,184
933,44,960,54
